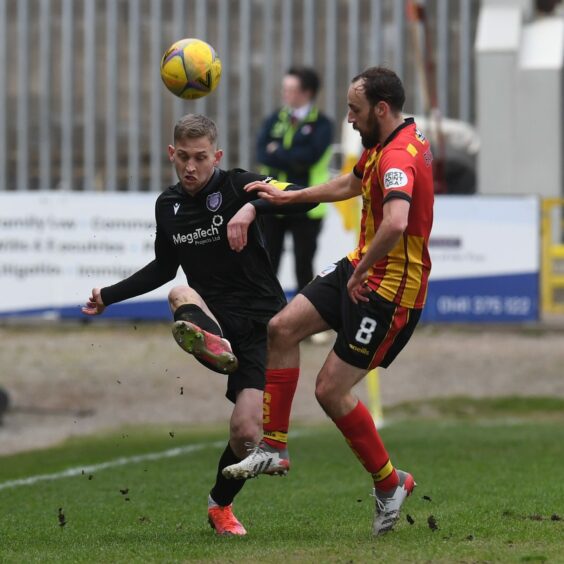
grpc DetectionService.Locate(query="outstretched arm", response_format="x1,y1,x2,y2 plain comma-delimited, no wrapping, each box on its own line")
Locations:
227,176,334,252
227,190,317,252
245,172,362,205
81,256,179,315
81,225,179,315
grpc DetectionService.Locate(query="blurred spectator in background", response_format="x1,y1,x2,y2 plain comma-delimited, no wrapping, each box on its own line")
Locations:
337,114,480,196
257,67,334,292
409,113,479,194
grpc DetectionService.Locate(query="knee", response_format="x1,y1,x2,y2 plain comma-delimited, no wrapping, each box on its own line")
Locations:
168,286,199,311
314,377,339,411
268,312,297,346
314,380,328,407
230,418,261,452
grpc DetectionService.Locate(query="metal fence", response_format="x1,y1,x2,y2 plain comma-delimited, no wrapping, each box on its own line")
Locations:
0,0,480,192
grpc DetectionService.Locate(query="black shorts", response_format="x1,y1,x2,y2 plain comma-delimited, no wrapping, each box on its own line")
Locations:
300,257,422,370
214,312,268,403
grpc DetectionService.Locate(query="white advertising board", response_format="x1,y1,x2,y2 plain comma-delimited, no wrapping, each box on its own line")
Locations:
0,193,356,319
0,193,539,322
0,193,186,318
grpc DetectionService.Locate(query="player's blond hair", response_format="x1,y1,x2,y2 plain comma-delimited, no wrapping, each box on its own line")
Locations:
174,114,218,145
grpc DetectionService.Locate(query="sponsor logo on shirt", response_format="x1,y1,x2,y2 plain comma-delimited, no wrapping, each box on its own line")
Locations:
415,128,427,144
173,203,180,215
172,215,223,246
383,168,408,190
206,192,222,212
319,262,337,277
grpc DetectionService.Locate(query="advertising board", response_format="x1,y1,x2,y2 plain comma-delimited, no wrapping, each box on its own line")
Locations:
0,194,539,323
423,196,539,322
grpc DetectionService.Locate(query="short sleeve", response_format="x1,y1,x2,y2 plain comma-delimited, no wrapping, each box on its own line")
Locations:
378,149,415,204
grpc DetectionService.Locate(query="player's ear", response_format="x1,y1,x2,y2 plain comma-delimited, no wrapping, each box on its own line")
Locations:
214,149,224,165
376,100,389,117
167,145,175,162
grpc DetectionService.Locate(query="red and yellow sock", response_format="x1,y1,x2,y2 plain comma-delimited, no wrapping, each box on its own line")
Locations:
263,368,299,450
334,401,399,491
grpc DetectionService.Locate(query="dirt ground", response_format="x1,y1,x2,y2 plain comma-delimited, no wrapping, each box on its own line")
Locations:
1,319,564,456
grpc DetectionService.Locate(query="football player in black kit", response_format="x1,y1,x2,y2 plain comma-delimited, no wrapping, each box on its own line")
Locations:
82,113,314,536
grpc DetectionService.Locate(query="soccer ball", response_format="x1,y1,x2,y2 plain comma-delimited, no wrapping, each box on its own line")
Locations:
160,38,222,100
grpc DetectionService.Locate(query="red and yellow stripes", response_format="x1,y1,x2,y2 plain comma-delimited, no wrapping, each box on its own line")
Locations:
368,306,410,369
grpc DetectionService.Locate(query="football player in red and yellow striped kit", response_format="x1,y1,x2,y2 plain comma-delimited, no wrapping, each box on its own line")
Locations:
223,67,434,537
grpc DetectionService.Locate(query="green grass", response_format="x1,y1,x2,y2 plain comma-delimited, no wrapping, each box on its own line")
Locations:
1,399,564,563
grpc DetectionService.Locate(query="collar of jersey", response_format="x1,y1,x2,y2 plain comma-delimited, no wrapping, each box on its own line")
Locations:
198,167,222,197
381,117,415,148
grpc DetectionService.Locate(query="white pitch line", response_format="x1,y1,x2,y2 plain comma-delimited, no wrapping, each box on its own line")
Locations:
0,440,225,492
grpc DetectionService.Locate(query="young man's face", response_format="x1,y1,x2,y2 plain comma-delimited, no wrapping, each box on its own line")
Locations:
168,136,223,196
347,80,381,149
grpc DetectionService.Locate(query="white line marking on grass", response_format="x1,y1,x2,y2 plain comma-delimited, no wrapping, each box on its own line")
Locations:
0,428,314,493
0,440,224,492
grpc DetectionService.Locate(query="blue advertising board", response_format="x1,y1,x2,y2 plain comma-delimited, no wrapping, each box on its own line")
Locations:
422,196,539,322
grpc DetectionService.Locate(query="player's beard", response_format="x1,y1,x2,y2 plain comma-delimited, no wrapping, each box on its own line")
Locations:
360,112,381,149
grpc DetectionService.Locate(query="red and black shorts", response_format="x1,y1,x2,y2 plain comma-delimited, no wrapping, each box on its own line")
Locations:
300,257,422,370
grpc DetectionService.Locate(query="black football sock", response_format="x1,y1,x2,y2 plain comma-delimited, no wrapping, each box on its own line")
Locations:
209,443,246,506
173,303,222,335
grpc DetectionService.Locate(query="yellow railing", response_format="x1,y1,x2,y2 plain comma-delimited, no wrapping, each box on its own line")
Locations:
541,198,564,314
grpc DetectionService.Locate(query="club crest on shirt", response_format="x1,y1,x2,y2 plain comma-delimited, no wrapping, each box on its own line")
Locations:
206,192,222,212
383,168,408,190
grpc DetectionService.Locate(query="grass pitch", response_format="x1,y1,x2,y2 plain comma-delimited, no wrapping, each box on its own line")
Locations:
1,398,563,563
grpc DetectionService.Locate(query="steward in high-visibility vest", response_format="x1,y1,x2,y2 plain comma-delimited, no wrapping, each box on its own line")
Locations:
256,67,334,291
257,105,333,216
